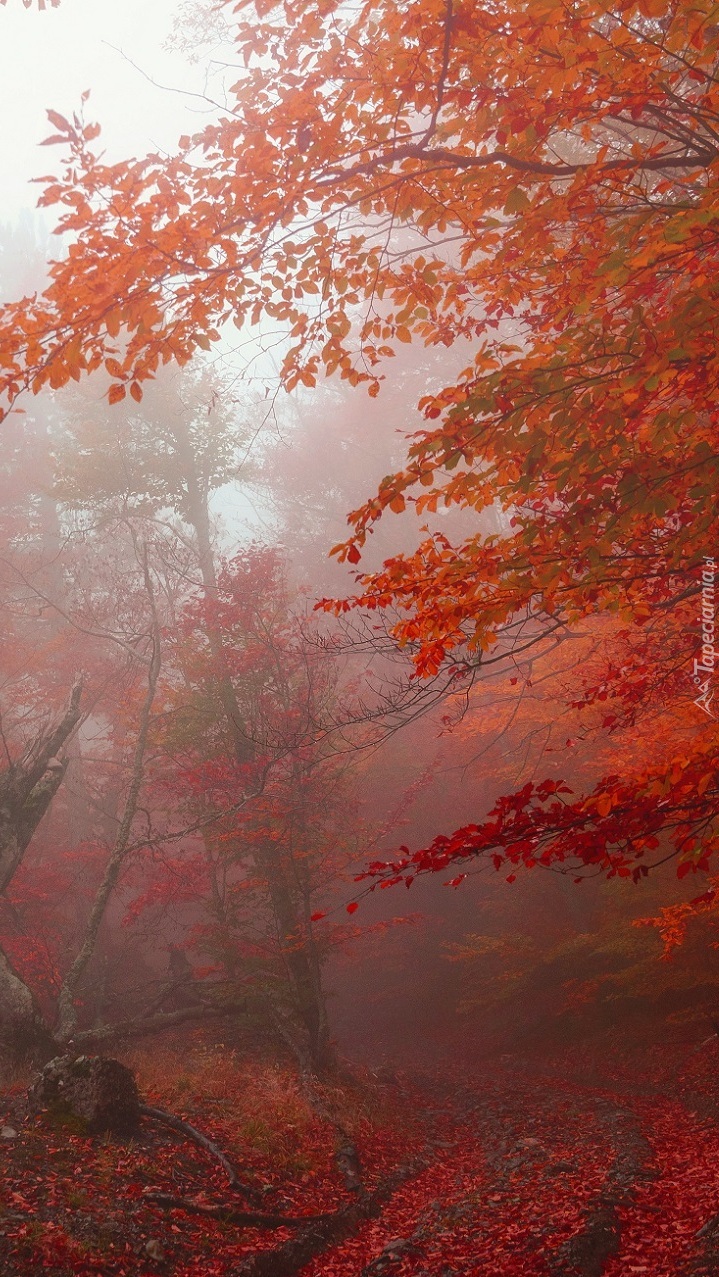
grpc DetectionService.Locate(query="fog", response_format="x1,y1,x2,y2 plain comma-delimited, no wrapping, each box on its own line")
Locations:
0,0,198,217
0,1,714,1083
1,5,718,1273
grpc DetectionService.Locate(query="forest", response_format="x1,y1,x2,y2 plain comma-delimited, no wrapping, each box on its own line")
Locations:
0,0,717,1272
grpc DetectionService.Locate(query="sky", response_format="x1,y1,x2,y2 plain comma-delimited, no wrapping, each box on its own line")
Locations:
0,0,276,537
0,0,204,221
0,0,414,553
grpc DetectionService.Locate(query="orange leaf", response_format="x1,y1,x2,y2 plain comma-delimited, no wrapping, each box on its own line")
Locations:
596,794,612,818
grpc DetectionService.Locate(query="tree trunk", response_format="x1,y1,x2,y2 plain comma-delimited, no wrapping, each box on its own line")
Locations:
0,947,55,1069
0,680,83,1067
177,435,334,1072
177,422,254,765
0,679,83,893
258,839,335,1074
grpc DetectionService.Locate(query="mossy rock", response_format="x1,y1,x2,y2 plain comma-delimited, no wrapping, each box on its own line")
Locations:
28,1054,140,1135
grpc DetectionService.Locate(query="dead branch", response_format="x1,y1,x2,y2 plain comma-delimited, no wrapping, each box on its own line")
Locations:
139,1104,260,1202
141,1190,339,1228
69,1001,247,1047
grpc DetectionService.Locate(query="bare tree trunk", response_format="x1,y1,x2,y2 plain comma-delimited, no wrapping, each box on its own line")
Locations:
178,423,254,765
0,680,83,893
259,841,335,1074
0,949,55,1068
55,546,161,1044
0,681,83,1066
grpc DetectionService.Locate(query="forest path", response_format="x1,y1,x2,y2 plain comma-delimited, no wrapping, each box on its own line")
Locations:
4,1052,719,1275
300,1064,719,1277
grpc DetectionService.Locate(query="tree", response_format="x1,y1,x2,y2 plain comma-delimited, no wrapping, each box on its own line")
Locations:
0,501,177,1064
137,546,377,1072
0,0,717,892
45,365,387,1070
0,682,82,1063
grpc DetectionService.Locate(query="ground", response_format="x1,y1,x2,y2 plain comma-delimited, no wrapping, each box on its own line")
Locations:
2,1032,719,1276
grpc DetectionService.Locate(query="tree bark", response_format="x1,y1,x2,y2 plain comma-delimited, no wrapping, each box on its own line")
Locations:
259,842,335,1073
0,947,55,1068
0,679,83,893
0,680,83,1067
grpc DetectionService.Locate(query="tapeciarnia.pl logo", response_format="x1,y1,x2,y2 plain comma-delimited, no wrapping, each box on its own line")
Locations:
692,555,716,718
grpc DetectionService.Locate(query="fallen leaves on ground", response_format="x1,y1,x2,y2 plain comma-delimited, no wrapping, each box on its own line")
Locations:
4,1042,719,1275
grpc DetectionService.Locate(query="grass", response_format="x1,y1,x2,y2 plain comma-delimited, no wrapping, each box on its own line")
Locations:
0,1032,424,1276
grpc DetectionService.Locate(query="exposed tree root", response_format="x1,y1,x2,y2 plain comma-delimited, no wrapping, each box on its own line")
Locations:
139,1104,261,1203
291,1065,365,1194
140,1087,428,1275
235,1162,427,1277
141,1190,339,1228
686,1209,719,1274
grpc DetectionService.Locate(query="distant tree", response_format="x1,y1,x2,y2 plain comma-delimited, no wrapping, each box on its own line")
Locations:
135,550,342,1069
0,0,716,897
48,369,385,1071
0,512,171,1065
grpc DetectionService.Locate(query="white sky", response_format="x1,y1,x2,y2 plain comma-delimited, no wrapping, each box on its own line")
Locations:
0,0,204,221
0,0,276,540
0,0,392,556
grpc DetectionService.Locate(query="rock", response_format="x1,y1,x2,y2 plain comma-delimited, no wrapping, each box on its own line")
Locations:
1,1125,17,1139
144,1239,165,1262
383,1238,411,1254
28,1054,141,1135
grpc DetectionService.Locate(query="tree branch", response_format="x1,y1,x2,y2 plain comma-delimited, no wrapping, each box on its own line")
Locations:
140,1104,262,1202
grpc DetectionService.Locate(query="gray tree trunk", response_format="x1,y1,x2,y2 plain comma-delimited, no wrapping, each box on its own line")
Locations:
0,681,82,1067
0,949,55,1068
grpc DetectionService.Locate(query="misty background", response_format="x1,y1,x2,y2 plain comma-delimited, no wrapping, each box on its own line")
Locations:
0,0,716,1077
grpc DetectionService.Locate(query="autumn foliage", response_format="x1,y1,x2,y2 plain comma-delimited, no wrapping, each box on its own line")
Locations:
0,2,717,904
4,6,719,1274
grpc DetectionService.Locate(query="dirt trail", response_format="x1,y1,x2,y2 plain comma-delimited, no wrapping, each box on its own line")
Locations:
4,1055,719,1275
298,1066,719,1277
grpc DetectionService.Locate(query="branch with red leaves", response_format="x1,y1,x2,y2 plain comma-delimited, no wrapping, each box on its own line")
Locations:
359,759,719,891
